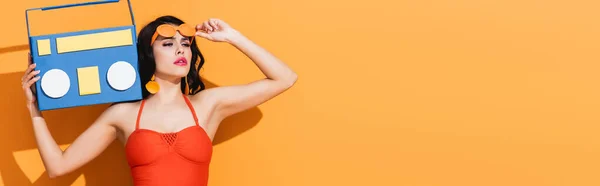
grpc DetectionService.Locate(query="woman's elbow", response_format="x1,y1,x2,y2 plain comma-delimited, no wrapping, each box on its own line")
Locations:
284,72,298,88
47,167,66,179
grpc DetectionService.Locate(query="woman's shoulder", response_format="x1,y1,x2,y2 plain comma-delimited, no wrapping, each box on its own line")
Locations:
109,99,142,110
188,88,220,106
86,100,142,132
100,100,143,122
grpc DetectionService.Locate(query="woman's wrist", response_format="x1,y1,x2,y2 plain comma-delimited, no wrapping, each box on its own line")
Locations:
225,29,245,45
27,103,43,119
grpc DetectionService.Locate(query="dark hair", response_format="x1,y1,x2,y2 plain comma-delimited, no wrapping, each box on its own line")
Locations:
137,15,205,98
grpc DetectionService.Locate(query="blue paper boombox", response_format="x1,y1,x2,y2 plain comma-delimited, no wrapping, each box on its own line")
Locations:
26,0,142,111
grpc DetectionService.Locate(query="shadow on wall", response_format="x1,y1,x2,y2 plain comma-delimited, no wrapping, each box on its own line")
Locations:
0,45,29,54
0,46,262,185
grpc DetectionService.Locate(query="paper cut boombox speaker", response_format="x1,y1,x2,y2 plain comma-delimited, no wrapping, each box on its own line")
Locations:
26,0,142,111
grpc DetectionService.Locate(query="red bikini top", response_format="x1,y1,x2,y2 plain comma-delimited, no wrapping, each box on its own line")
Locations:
125,95,213,186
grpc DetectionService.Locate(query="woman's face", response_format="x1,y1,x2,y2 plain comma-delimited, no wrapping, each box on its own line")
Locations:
152,30,193,80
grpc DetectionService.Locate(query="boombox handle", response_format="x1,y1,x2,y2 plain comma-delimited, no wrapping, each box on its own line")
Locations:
25,0,136,37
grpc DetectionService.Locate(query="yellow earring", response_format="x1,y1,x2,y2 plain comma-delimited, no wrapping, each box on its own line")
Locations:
146,74,160,94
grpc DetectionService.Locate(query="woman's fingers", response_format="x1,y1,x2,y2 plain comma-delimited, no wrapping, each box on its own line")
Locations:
22,63,36,81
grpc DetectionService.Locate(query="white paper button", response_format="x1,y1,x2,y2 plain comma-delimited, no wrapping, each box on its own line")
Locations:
107,61,136,91
41,69,70,98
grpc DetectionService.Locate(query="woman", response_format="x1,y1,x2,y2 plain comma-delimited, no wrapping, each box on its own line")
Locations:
20,15,297,185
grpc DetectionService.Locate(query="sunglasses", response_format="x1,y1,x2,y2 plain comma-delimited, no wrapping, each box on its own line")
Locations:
151,23,196,45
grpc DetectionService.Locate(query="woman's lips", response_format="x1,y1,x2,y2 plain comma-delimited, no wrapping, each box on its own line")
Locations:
174,57,188,66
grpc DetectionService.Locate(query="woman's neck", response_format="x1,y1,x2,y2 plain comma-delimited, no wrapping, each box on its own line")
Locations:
147,76,184,105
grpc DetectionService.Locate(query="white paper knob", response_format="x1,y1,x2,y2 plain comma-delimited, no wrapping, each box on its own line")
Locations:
41,69,70,98
107,61,136,91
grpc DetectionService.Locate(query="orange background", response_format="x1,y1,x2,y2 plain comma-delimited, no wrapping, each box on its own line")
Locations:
2,0,600,185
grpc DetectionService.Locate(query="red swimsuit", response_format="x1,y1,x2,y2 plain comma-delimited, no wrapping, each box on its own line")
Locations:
125,95,213,186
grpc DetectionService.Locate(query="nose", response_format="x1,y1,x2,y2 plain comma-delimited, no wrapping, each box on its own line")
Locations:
176,43,184,55
176,48,184,55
